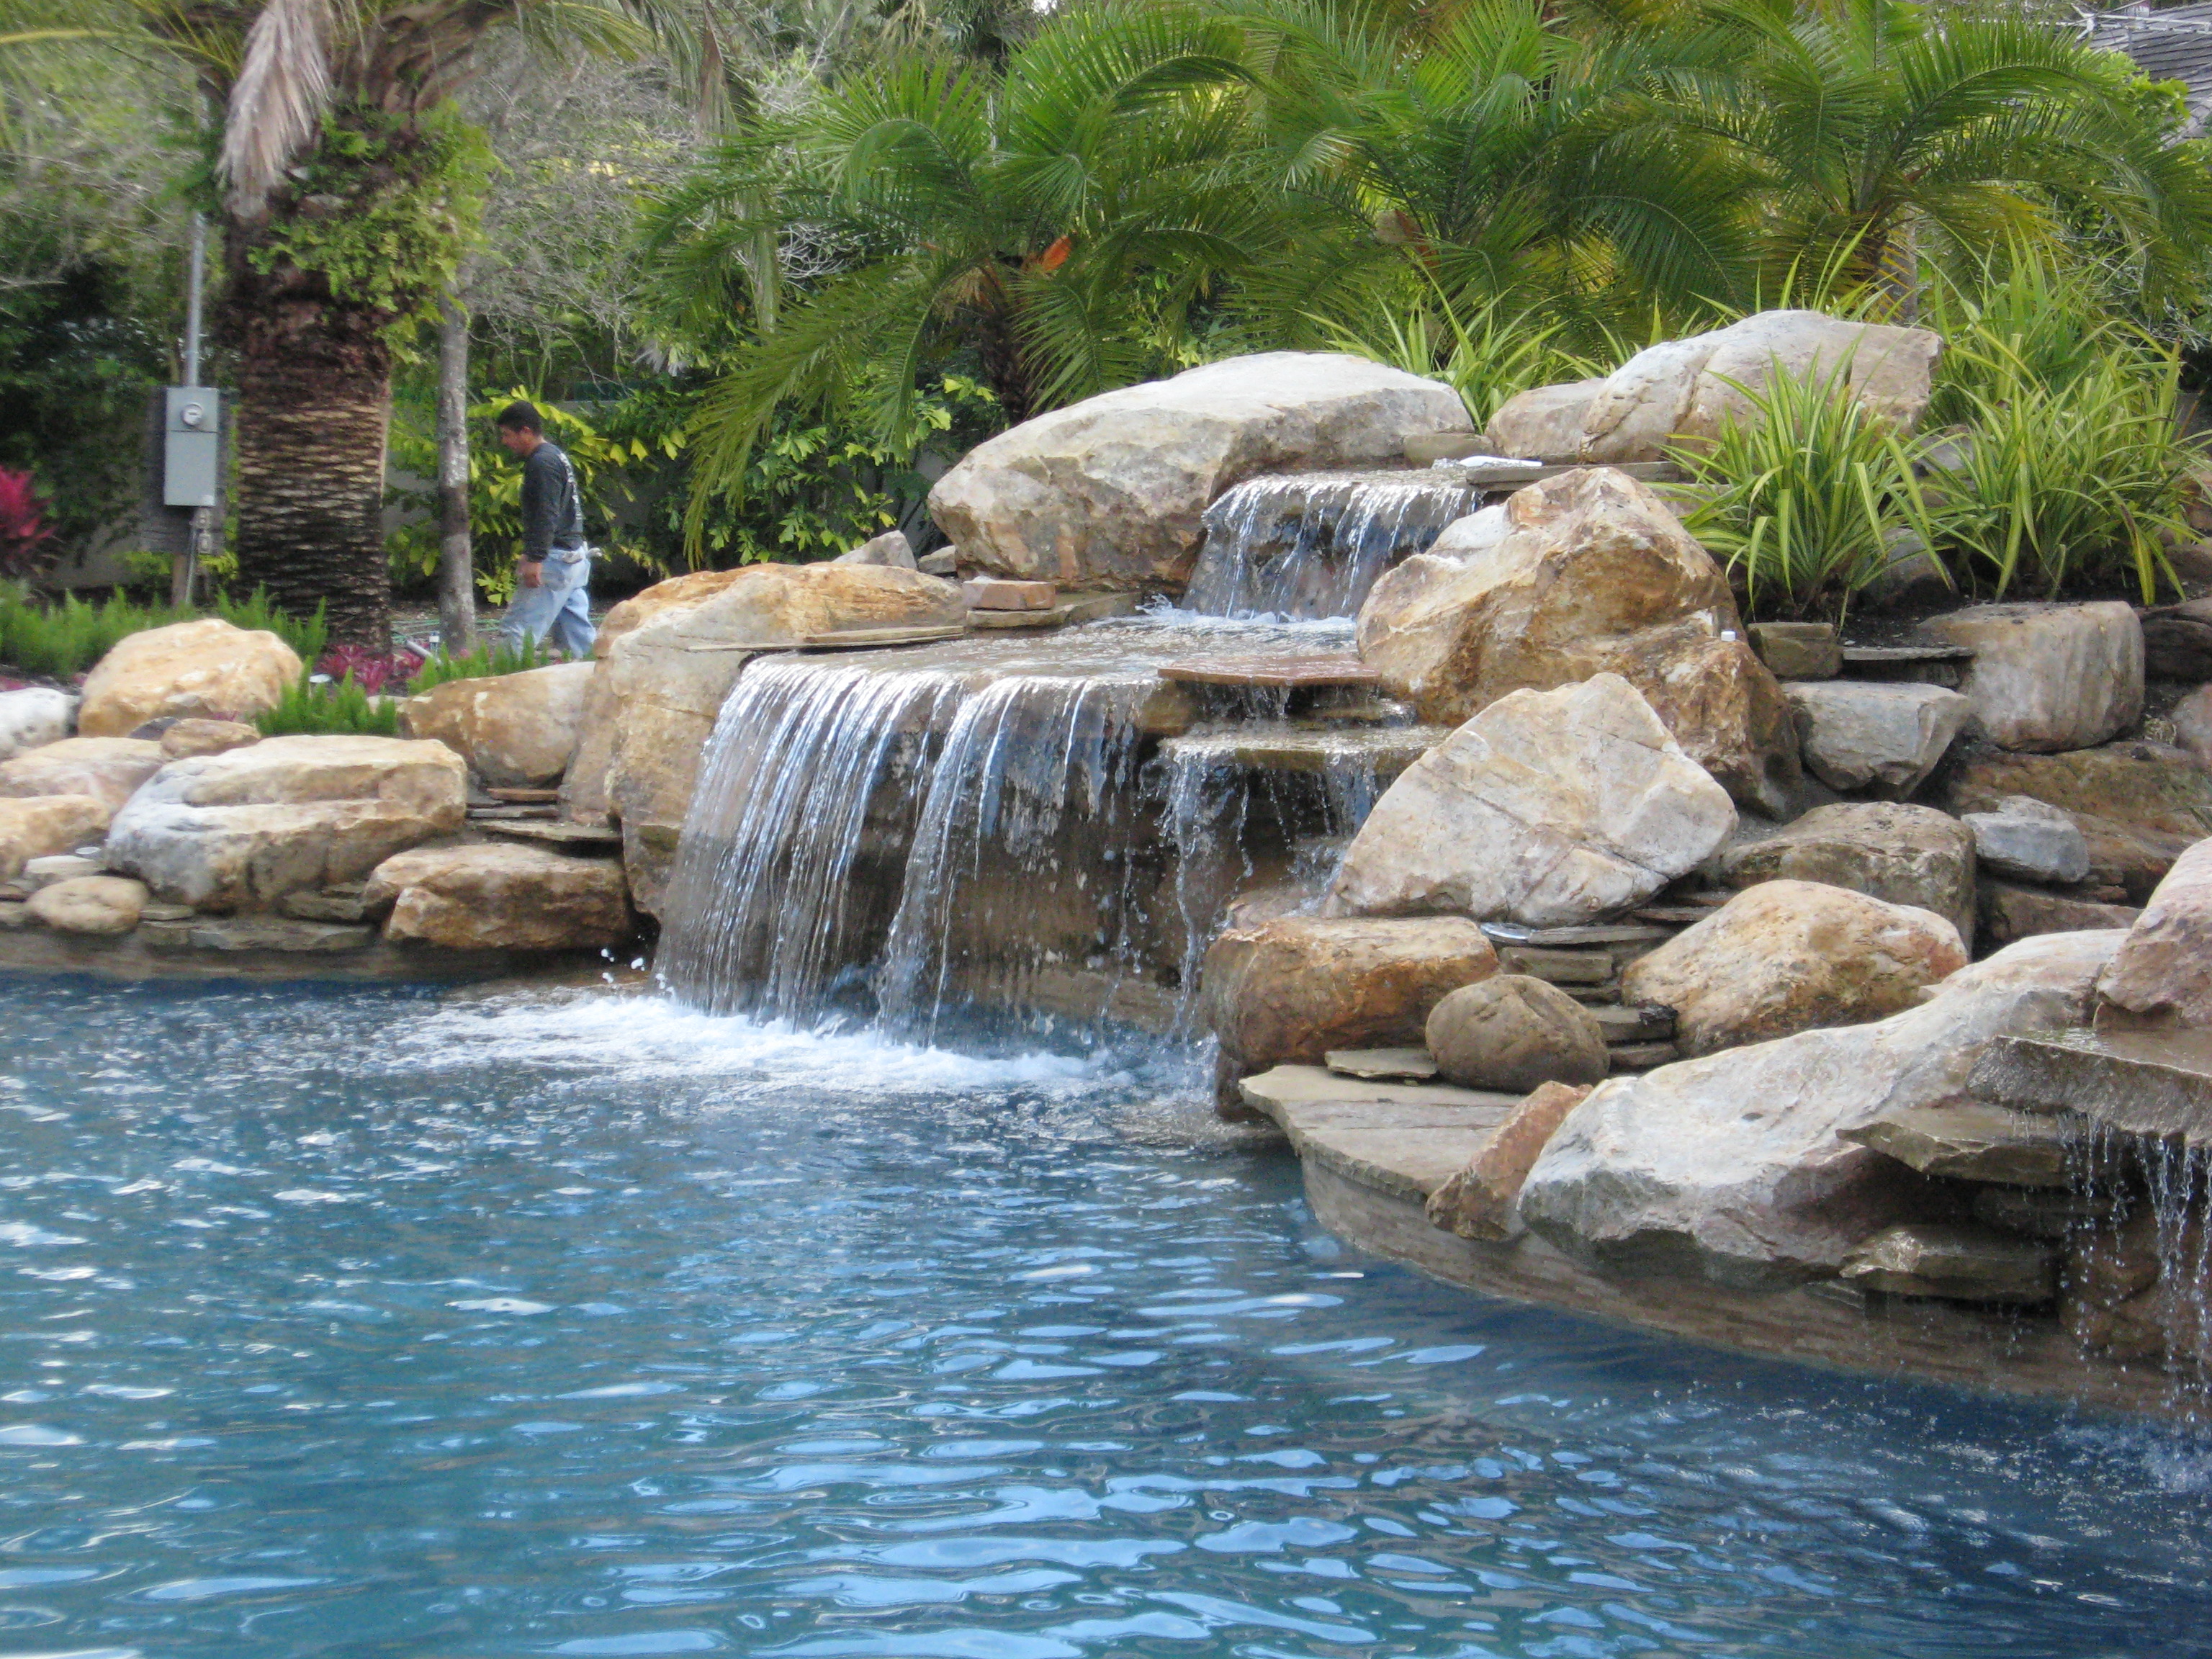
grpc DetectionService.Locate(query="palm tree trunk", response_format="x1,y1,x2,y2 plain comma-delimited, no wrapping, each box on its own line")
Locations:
220,244,395,652
435,290,476,655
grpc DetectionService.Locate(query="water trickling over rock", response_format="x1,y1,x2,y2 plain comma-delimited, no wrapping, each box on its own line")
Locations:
1183,470,1484,619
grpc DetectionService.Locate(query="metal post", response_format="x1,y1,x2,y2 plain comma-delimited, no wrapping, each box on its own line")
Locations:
171,215,210,608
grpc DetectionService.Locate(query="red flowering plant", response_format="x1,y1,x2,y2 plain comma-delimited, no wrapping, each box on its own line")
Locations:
0,469,55,578
315,644,428,694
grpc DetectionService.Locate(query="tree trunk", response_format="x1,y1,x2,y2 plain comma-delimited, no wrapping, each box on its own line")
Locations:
219,235,396,652
970,274,1033,426
435,291,476,655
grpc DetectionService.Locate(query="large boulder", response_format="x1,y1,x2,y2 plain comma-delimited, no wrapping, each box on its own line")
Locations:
399,661,595,788
104,735,466,911
1487,310,1939,464
2094,837,2212,1031
76,618,301,737
560,563,968,911
929,352,1472,590
365,842,634,951
1719,801,1977,946
1201,914,1496,1078
591,567,752,659
1620,879,1966,1056
0,688,73,761
1331,674,1736,926
0,737,163,812
1424,974,1609,1092
1917,603,2143,754
1784,680,1969,799
1356,469,1797,811
0,795,109,881
1519,930,2123,1287
26,874,146,935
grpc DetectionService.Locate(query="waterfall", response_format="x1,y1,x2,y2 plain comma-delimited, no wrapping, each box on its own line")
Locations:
1183,470,1484,620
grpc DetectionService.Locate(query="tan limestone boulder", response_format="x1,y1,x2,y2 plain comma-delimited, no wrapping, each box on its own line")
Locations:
399,661,595,788
1519,929,2123,1287
27,874,147,935
1201,914,1496,1080
104,735,466,910
1621,879,1967,1056
0,688,75,761
1917,603,2142,753
1356,468,1797,811
1424,1082,1593,1241
592,567,752,660
2094,837,2212,1031
1719,801,1977,946
0,737,164,812
930,352,1472,590
1331,674,1736,927
159,719,261,760
832,529,917,568
0,795,110,881
1424,974,1609,1092
76,618,301,737
1487,310,1939,464
365,842,634,951
562,563,968,912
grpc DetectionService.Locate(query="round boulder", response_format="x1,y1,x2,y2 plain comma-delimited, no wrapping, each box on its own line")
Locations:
27,874,148,935
77,618,302,737
1424,974,1610,1094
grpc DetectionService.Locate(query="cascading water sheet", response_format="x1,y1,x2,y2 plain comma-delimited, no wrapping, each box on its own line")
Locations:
1184,469,1483,619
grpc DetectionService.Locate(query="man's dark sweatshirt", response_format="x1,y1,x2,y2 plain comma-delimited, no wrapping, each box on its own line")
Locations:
520,440,586,561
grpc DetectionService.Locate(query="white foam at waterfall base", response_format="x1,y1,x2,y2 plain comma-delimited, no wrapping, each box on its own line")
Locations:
380,986,1124,1096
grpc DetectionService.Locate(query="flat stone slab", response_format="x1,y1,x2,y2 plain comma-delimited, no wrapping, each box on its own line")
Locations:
1839,1223,2056,1304
1841,644,1977,665
1240,1065,1519,1201
1158,654,1381,690
1607,1040,1681,1071
798,624,969,650
1843,1101,2087,1187
968,593,1142,630
1325,1047,1437,1081
1480,922,1673,947
148,917,376,953
1970,1030,2212,1145
1591,1003,1676,1040
1495,945,1614,984
1159,725,1444,777
485,787,560,804
961,577,1058,611
477,819,625,855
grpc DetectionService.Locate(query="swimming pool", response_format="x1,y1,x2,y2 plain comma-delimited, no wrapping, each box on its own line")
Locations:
1,977,2205,1657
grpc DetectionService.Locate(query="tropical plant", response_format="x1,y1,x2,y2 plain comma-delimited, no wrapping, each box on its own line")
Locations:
1684,0,2212,305
1312,287,1601,428
652,1,1267,540
255,670,400,736
405,634,546,692
1925,339,2197,604
1671,357,1938,621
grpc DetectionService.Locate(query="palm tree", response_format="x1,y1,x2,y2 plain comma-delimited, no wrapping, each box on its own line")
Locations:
652,1,1267,541
1685,0,2212,307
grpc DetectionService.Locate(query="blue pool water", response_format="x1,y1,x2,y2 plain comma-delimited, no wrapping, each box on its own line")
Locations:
2,977,2210,1658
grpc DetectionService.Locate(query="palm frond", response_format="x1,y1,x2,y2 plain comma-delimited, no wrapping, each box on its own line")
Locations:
220,0,334,220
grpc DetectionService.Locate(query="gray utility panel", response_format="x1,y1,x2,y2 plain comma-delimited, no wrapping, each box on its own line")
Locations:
163,387,222,508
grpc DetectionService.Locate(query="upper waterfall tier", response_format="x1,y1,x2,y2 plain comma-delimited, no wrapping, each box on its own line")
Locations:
1182,469,1485,620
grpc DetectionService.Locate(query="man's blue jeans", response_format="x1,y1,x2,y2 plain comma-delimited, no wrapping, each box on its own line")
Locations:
497,547,595,657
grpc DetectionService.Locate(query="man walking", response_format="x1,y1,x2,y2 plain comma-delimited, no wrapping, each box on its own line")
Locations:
493,401,596,657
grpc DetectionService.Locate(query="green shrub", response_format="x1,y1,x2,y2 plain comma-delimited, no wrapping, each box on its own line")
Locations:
405,635,548,693
1926,341,2197,604
1671,356,1938,621
255,674,400,737
214,589,328,673
1314,287,1599,430
0,585,192,678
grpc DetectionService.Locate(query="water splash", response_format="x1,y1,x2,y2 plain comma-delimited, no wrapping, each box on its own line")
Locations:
1184,471,1483,620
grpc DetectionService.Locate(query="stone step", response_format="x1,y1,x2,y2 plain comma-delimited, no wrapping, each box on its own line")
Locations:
467,804,557,821
1607,1040,1680,1072
1496,945,1617,985
1480,921,1673,948
968,592,1140,631
1843,1100,2089,1187
1591,1003,1676,1041
1236,1064,1519,1202
1159,725,1444,778
1969,1030,2212,1146
477,819,625,855
485,787,559,804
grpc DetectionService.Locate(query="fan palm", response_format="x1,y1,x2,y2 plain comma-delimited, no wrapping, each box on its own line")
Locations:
4,0,692,646
652,1,1267,543
1684,0,2212,304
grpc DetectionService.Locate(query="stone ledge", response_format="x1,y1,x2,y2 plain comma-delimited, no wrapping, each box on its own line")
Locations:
0,922,595,984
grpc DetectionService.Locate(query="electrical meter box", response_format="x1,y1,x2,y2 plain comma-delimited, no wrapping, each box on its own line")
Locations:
163,387,221,509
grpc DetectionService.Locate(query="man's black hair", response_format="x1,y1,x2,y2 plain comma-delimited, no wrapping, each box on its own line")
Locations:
495,400,543,433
